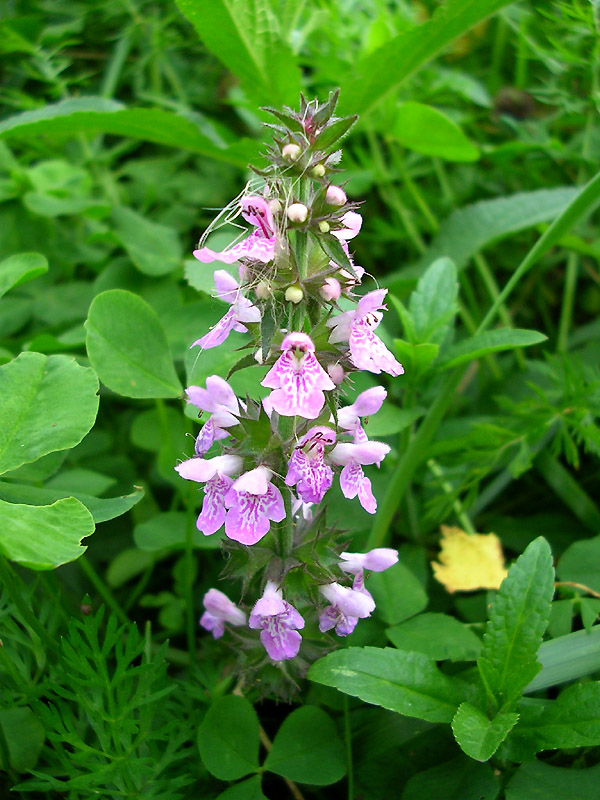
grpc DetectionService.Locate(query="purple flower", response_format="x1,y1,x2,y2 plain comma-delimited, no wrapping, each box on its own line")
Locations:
327,289,404,376
329,441,390,514
285,426,336,504
193,196,276,265
337,386,387,443
186,375,240,456
191,270,261,350
200,588,246,639
223,466,286,545
249,581,305,660
339,548,399,575
261,332,335,419
175,454,243,535
318,579,375,637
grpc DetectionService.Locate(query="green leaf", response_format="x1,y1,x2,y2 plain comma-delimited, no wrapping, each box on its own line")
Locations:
368,562,428,625
264,706,346,785
477,537,554,713
0,707,44,772
557,535,600,594
134,511,223,551
198,695,260,781
0,353,99,475
0,252,48,300
174,0,301,106
402,756,500,800
85,290,182,398
387,613,482,661
505,760,600,800
392,102,479,161
505,684,600,761
526,625,600,693
339,0,515,117
0,496,94,569
0,98,258,167
536,452,600,534
311,115,358,152
360,404,425,438
409,257,458,343
439,329,547,369
452,702,519,761
216,776,267,800
308,647,467,723
112,207,182,277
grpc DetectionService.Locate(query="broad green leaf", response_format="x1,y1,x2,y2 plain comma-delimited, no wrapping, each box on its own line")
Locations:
106,548,154,587
452,702,519,761
368,562,428,625
392,102,479,161
85,290,182,398
0,98,258,167
393,340,439,376
112,207,182,277
438,329,547,370
133,511,223,551
387,613,482,661
0,353,99,475
505,760,600,800
264,706,346,785
477,537,554,713
339,0,515,117
557,535,600,594
0,481,143,524
526,625,600,693
408,258,457,344
308,647,467,723
359,404,424,438
175,0,301,106
0,496,94,569
402,756,500,800
198,695,260,781
0,253,48,300
216,776,267,800
0,707,44,772
504,684,600,761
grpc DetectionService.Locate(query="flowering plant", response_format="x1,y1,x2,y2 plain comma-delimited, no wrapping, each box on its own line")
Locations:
176,92,401,676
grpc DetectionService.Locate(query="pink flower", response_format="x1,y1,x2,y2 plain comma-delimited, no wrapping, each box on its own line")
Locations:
249,581,305,660
193,196,276,264
327,289,404,376
175,454,242,535
329,441,390,514
261,332,335,419
320,277,342,302
186,375,240,455
339,548,399,575
200,588,246,638
285,426,336,504
337,386,387,443
191,270,261,350
318,579,375,637
223,466,285,545
334,211,362,241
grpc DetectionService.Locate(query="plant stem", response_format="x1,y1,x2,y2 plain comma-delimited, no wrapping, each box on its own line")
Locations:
343,694,354,800
78,556,129,626
427,458,476,533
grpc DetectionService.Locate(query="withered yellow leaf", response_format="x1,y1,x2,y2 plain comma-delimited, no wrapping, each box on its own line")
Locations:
432,525,508,593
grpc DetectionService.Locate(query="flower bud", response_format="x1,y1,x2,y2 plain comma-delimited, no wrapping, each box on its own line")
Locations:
326,185,347,206
282,143,301,161
268,198,282,214
318,220,330,233
320,277,341,302
287,203,308,223
327,363,345,385
285,284,304,304
312,164,326,178
255,280,272,300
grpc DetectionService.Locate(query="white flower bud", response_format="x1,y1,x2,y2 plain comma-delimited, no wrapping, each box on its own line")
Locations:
318,220,330,233
255,280,272,300
327,363,345,385
268,198,282,214
325,185,347,206
282,143,301,161
286,203,308,223
285,284,304,304
254,349,264,364
312,164,326,178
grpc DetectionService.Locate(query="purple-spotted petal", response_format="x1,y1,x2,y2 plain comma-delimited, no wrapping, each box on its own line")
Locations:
349,321,404,376
191,308,244,350
197,474,233,535
224,484,285,545
260,626,302,661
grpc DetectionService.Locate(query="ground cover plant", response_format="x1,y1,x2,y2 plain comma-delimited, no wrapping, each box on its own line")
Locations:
1,0,600,798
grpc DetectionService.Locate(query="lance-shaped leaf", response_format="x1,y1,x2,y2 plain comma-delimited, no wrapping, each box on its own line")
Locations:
438,329,547,370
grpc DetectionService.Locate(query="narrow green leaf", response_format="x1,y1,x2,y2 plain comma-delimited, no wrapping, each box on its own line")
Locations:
536,451,600,533
339,0,515,117
0,496,94,569
392,102,478,161
85,290,182,399
308,647,467,723
452,702,519,761
477,537,554,712
264,706,346,785
505,760,600,800
526,625,600,693
387,613,482,661
0,353,99,475
0,253,48,300
0,708,44,772
311,115,358,152
409,257,457,344
112,207,182,276
439,329,547,370
198,695,260,781
134,511,223,551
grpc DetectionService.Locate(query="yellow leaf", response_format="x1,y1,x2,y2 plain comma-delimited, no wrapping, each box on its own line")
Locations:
432,525,508,593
